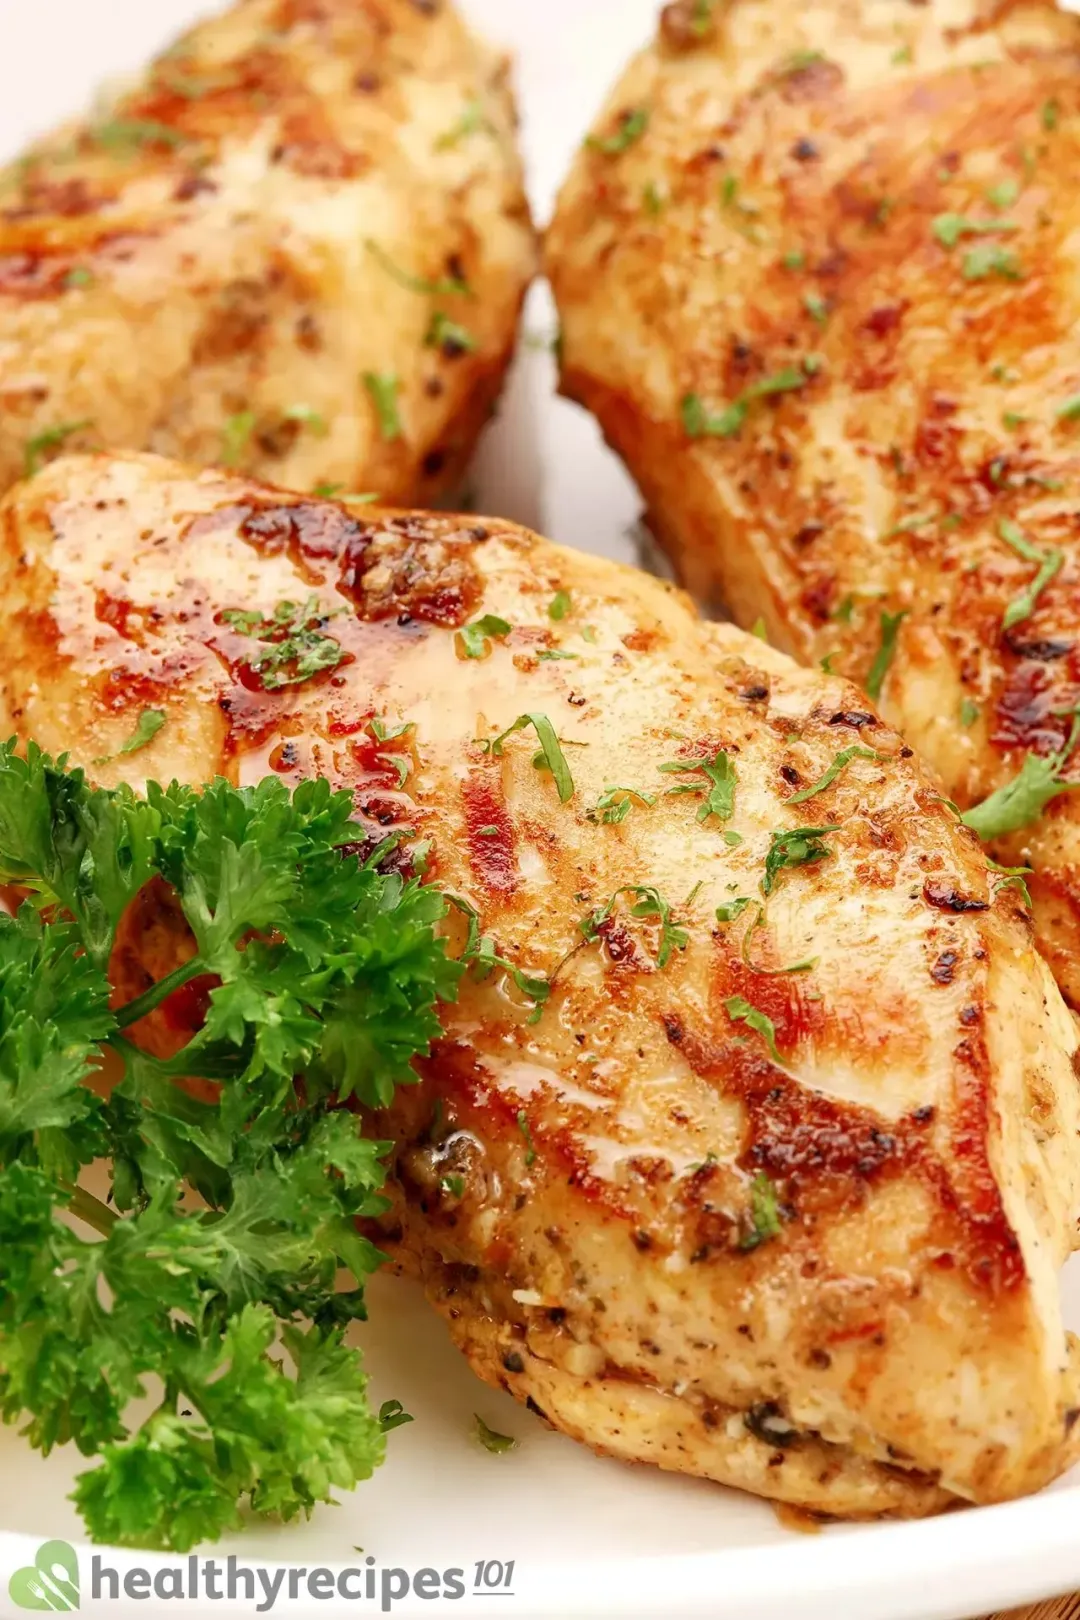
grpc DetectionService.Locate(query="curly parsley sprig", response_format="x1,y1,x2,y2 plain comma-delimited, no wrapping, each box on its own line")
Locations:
0,742,461,1551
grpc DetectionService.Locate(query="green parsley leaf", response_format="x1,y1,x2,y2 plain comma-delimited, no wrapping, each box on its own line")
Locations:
716,896,752,923
986,858,1033,906
782,250,806,270
24,419,93,478
961,713,1080,838
586,108,649,156
962,243,1023,281
659,748,737,824
681,361,817,440
378,1399,414,1433
64,266,95,289
537,649,578,661
516,1109,537,1167
581,885,689,970
1042,99,1060,132
0,744,462,1550
762,824,840,896
365,239,469,297
1057,395,1080,424
997,518,1063,630
425,312,477,355
960,698,980,728
312,484,379,503
435,98,489,151
986,178,1020,211
91,119,191,153
803,292,829,325
96,708,167,765
473,1414,517,1454
282,403,328,437
480,714,574,803
548,589,572,621
587,786,656,825
221,596,345,689
724,994,783,1064
932,212,1017,249
739,1171,784,1250
219,411,256,469
865,609,908,702
786,745,881,804
457,614,512,659
362,373,403,441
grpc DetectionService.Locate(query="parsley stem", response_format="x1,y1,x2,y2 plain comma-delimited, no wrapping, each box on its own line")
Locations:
64,1182,118,1237
114,956,206,1029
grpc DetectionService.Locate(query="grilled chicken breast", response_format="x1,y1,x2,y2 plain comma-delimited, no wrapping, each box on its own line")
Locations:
3,451,1080,1517
0,0,534,505
547,0,1080,1004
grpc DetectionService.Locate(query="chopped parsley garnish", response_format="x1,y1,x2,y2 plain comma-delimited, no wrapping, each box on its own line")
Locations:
581,886,689,969
803,292,829,325
425,312,477,355
643,179,666,214
931,212,1017,249
473,1415,517,1454
95,708,167,764
64,265,95,289
447,894,552,1023
516,1109,537,1167
91,119,191,153
548,589,572,621
961,712,1080,838
587,786,656,825
1057,395,1080,424
481,714,574,803
441,1174,466,1198
865,609,908,702
312,483,379,503
379,1400,415,1433
724,995,783,1064
0,744,460,1550
786,745,881,804
659,748,737,824
1042,99,1060,132
986,178,1020,211
586,107,649,156
362,372,402,441
221,596,345,689
283,403,328,436
364,239,469,297
538,649,578,661
682,361,816,440
782,251,806,270
997,518,1062,630
987,858,1033,906
435,98,488,151
219,410,256,468
716,896,753,922
960,698,980,728
739,1171,784,1250
762,825,840,896
24,419,93,477
458,614,512,659
962,244,1023,281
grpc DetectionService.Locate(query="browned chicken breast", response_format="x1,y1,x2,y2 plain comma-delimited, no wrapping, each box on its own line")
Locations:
2,451,1080,1518
547,0,1080,1004
0,0,534,505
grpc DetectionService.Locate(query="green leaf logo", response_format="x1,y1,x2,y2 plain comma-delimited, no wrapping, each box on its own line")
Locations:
8,1541,80,1610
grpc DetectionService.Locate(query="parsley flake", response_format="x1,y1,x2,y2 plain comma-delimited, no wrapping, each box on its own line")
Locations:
365,239,469,297
724,994,784,1064
762,825,840,895
682,361,817,440
786,745,881,804
458,614,512,660
94,708,167,765
659,748,737,824
581,885,689,969
221,596,345,689
587,786,656,825
962,711,1080,838
586,107,649,156
481,714,575,803
865,609,908,702
363,372,402,441
24,419,93,477
739,1171,784,1250
997,518,1063,630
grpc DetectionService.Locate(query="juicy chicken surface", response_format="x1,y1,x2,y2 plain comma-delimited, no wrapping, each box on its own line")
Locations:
547,0,1080,1005
0,0,534,505
4,452,1080,1519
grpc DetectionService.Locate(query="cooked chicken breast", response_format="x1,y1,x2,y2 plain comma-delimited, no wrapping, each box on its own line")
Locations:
0,0,534,505
4,451,1080,1518
547,0,1080,1005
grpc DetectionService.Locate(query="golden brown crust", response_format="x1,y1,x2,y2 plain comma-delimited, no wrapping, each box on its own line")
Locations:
0,0,535,504
5,450,1080,1517
547,0,1080,1003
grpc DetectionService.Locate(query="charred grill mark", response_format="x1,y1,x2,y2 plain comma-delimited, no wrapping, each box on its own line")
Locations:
992,660,1075,753
923,880,988,914
462,771,518,897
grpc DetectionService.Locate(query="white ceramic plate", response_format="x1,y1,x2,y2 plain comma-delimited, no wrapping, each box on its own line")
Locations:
3,4,1080,1617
